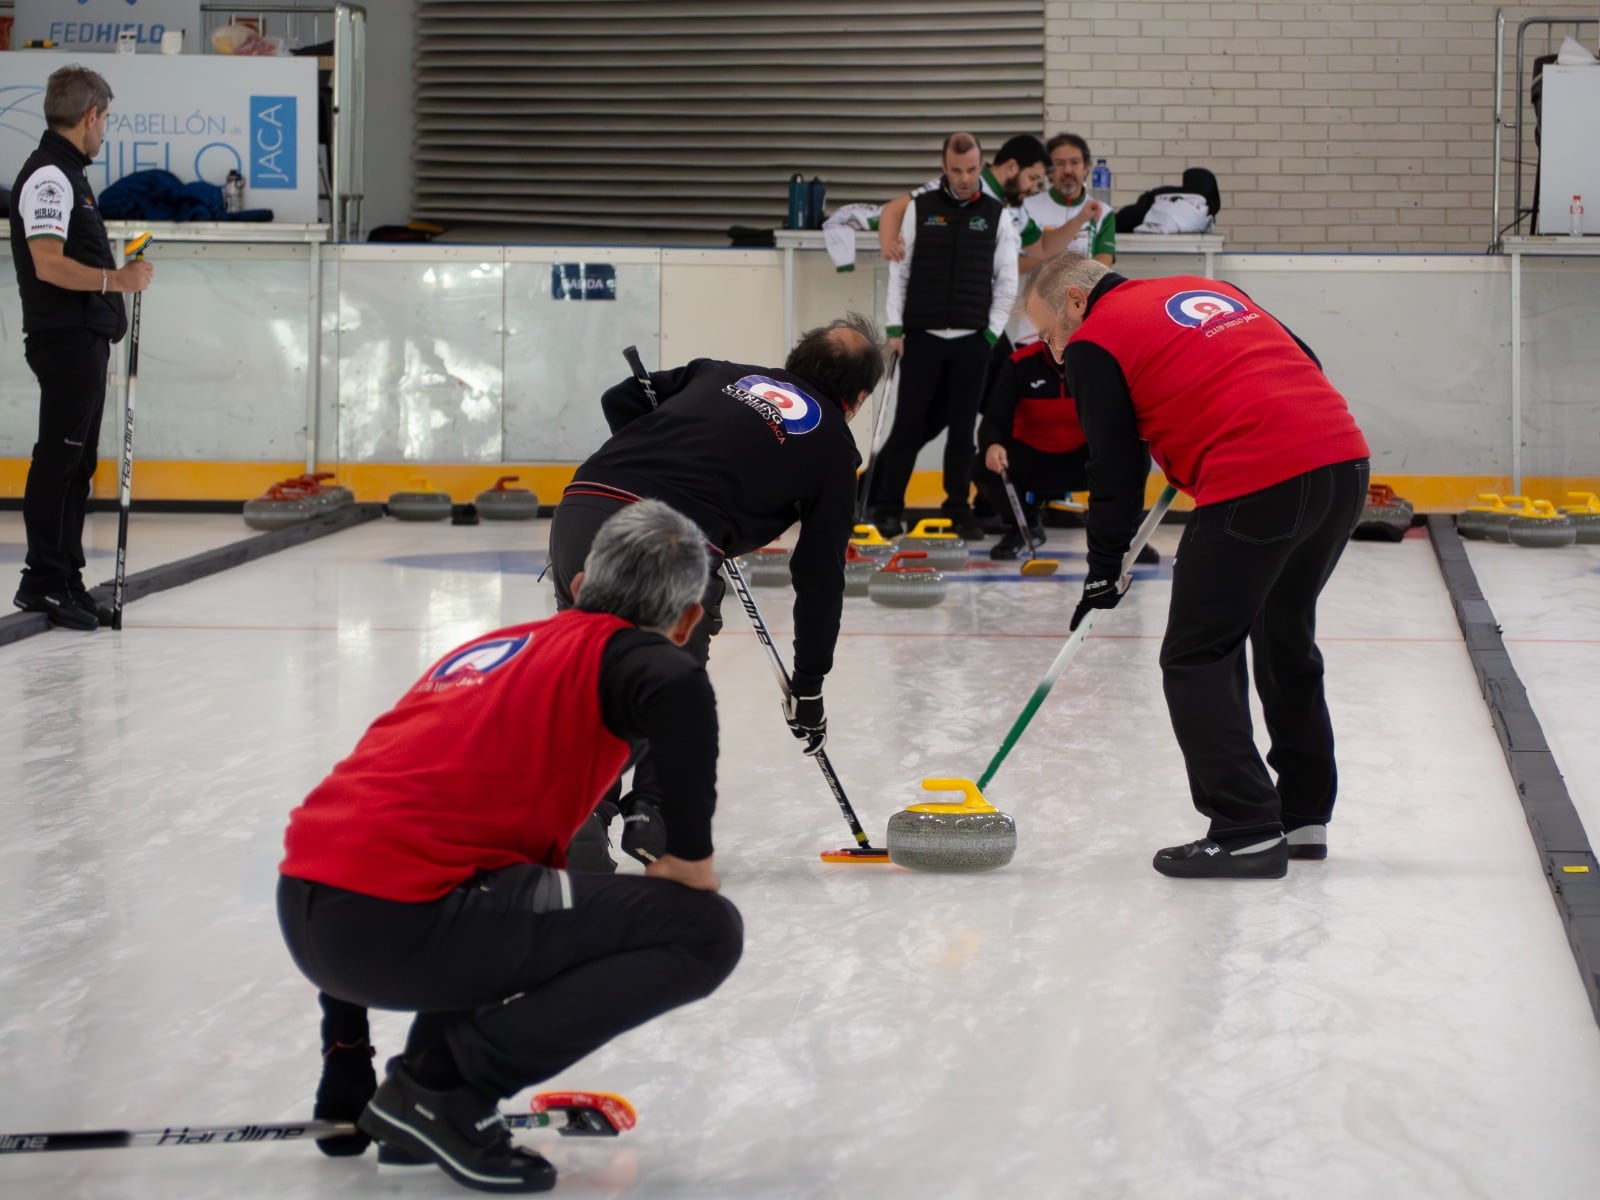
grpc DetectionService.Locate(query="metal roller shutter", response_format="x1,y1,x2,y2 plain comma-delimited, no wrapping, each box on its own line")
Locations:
413,0,1044,235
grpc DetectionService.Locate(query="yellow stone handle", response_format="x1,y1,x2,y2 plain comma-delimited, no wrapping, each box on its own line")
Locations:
911,777,999,814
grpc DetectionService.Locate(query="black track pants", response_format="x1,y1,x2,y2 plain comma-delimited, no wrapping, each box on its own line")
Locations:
279,868,743,1099
1159,458,1370,837
971,440,1090,528
868,331,990,519
21,329,110,592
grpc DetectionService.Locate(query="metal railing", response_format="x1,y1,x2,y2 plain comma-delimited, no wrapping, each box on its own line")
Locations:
1491,10,1598,251
200,4,366,240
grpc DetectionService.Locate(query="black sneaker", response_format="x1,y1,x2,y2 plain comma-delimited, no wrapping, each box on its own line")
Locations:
314,1040,376,1157
872,513,905,539
1152,833,1288,879
13,587,98,631
1286,824,1327,860
1135,544,1160,565
70,586,116,628
358,1058,556,1193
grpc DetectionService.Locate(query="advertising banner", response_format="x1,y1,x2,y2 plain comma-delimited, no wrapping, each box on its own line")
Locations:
14,0,202,53
0,50,317,220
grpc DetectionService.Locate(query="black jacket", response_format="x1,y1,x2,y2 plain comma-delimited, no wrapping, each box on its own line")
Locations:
9,129,127,341
580,359,861,680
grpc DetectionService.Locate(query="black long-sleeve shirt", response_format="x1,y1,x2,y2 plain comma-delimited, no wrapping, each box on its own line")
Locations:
580,358,860,681
599,628,717,860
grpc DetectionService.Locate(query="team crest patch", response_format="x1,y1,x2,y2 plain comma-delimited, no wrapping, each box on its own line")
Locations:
724,374,823,436
1164,290,1248,328
424,634,530,690
969,216,989,232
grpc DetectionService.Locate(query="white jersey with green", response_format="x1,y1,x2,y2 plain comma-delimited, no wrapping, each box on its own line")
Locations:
1022,185,1116,260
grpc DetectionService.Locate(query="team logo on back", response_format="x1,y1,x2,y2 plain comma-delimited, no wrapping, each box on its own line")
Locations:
730,375,823,435
425,634,530,690
1164,290,1248,328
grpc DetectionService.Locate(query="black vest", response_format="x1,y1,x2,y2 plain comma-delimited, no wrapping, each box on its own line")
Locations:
901,185,1004,333
9,129,127,341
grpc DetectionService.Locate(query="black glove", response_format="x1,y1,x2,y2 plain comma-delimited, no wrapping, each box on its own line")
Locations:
619,793,668,865
783,672,827,755
566,797,620,874
1070,572,1130,631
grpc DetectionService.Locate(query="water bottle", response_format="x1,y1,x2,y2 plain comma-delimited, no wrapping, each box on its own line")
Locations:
1090,158,1113,208
223,169,245,215
1571,194,1585,239
786,174,808,230
807,177,827,229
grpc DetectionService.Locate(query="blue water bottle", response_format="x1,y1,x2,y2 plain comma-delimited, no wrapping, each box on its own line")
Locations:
1090,158,1113,208
807,177,826,228
787,174,808,229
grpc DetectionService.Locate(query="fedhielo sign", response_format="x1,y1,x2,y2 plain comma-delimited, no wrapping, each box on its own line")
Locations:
14,0,203,52
0,51,316,219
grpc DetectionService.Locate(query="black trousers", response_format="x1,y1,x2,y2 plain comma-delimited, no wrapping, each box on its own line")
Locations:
279,868,743,1099
1160,458,1370,837
971,440,1090,529
21,328,111,592
869,331,990,519
548,490,725,808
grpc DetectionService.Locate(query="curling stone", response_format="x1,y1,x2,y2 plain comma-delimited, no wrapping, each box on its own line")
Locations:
388,477,453,521
1508,500,1577,548
1352,482,1414,542
886,778,1016,873
843,544,882,597
848,523,898,564
295,472,354,509
1456,494,1506,540
1485,495,1533,543
476,475,541,521
896,518,971,571
867,550,947,608
1559,492,1600,544
737,546,792,587
243,480,320,530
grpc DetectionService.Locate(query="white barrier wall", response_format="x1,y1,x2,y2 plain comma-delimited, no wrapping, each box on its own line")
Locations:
0,243,1596,495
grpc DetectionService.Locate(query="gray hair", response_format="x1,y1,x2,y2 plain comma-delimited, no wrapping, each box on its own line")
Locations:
1022,251,1112,314
45,66,113,130
575,500,709,633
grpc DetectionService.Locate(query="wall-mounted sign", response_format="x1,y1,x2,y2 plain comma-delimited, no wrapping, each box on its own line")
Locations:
14,0,202,53
551,263,617,301
0,51,317,220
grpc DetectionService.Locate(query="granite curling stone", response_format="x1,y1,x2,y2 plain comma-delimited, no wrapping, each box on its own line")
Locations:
388,478,453,521
1559,492,1600,544
848,523,899,564
886,779,1016,872
295,472,353,509
1485,496,1533,543
476,475,541,521
1455,494,1506,541
843,544,881,597
868,550,947,608
1352,483,1413,542
243,480,320,530
1507,500,1577,548
896,517,971,571
737,546,792,587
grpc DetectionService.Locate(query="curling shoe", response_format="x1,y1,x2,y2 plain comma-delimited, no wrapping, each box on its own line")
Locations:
1153,832,1288,879
358,1058,556,1193
314,1039,376,1157
13,586,98,631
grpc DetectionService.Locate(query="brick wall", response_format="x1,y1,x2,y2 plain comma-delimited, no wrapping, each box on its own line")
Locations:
1042,2,1597,251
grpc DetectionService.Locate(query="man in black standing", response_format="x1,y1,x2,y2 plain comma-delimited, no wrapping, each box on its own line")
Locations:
9,65,152,630
868,132,1019,539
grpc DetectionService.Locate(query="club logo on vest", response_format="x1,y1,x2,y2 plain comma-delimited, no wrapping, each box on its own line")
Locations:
969,216,989,232
1164,290,1248,328
425,634,530,690
730,375,823,435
